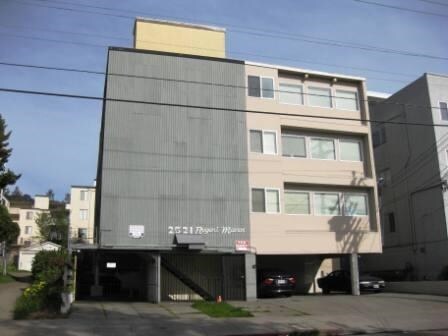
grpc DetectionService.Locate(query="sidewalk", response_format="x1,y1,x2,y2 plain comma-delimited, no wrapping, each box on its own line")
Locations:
0,276,29,320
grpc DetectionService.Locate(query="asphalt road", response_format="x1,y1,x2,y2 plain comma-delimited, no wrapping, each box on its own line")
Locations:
1,292,448,335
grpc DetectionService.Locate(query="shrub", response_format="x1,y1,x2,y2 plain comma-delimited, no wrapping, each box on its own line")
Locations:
32,250,67,283
13,281,47,319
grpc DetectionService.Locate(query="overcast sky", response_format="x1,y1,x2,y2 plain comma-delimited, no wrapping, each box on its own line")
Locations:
0,0,447,199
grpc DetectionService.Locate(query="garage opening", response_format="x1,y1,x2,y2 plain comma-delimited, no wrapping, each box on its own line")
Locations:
76,250,151,301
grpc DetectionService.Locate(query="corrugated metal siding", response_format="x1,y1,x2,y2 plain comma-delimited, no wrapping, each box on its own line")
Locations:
99,50,249,249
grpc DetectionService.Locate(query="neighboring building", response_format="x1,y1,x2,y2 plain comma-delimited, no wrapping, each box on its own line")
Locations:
76,17,382,302
363,73,448,280
10,195,50,246
66,184,96,244
18,241,60,271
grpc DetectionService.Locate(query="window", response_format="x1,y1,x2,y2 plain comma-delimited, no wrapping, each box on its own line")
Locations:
25,226,33,234
308,87,332,108
314,193,340,215
335,90,359,111
80,190,87,201
339,139,362,161
279,83,303,105
251,189,265,212
25,211,33,220
388,212,396,233
282,134,306,157
311,138,335,160
79,209,88,220
78,228,88,239
248,76,274,99
344,193,368,216
285,191,310,214
250,130,277,154
251,188,280,213
441,102,448,121
266,189,280,213
372,124,386,148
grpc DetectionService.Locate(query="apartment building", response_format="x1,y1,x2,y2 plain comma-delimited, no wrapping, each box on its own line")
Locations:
66,185,96,244
76,17,382,302
10,195,50,246
363,73,448,280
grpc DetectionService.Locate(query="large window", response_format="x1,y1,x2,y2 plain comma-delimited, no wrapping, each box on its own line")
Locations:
279,83,303,105
314,193,340,215
25,226,33,234
248,76,274,99
335,90,359,111
339,139,362,161
282,134,306,157
251,188,279,213
308,87,332,108
80,190,87,201
250,130,277,154
26,211,33,220
344,193,368,216
285,191,310,214
78,228,88,239
441,102,448,121
311,138,336,160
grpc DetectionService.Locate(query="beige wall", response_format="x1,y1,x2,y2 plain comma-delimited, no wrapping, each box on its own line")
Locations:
34,196,49,210
16,208,47,245
245,63,381,255
134,18,225,58
68,187,96,243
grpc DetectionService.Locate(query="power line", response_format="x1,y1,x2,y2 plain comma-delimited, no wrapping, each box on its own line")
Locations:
353,0,448,17
0,86,447,128
2,59,447,111
11,0,448,62
416,0,448,7
0,30,417,85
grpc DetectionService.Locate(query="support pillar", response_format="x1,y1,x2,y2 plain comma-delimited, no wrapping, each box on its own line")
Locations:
350,253,360,296
90,251,103,297
147,254,161,303
244,253,257,301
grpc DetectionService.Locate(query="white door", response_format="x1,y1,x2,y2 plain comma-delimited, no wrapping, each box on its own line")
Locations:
19,252,36,271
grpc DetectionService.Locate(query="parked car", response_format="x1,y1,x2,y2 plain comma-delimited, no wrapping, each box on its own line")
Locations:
317,270,385,294
257,269,296,297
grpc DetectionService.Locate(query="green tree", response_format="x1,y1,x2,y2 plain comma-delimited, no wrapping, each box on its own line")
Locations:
35,209,68,247
0,205,19,275
0,114,20,189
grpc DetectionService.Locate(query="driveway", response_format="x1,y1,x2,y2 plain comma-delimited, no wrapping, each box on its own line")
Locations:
0,277,28,320
1,293,448,335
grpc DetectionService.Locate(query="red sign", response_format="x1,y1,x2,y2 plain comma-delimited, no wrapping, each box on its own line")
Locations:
235,240,250,252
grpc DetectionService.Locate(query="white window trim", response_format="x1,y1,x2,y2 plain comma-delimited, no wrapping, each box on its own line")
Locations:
338,137,364,162
343,192,369,217
278,83,304,106
284,190,311,216
250,187,281,214
260,76,275,100
281,133,307,158
334,89,360,111
310,136,336,160
313,191,342,216
439,101,448,121
307,85,333,109
79,209,88,221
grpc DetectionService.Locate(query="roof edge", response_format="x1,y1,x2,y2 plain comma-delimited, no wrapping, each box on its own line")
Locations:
135,17,226,33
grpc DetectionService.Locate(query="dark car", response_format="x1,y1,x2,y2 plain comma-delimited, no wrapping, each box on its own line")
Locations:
257,269,296,297
317,270,385,294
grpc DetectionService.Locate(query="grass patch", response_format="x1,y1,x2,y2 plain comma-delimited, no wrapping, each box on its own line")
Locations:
0,274,14,284
192,301,253,318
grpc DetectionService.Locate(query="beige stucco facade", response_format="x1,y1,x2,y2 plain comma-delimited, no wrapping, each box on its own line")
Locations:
134,18,225,58
67,186,96,243
245,62,382,255
11,196,50,245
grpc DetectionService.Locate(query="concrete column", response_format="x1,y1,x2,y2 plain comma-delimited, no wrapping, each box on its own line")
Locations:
244,253,257,301
90,251,103,297
147,254,161,303
350,253,360,296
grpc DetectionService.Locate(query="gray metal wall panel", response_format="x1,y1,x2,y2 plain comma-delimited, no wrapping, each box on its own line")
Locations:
99,50,249,250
